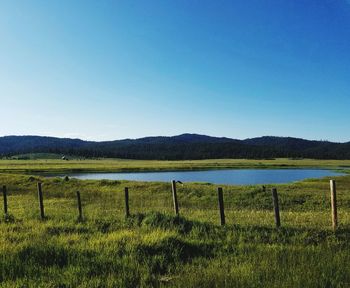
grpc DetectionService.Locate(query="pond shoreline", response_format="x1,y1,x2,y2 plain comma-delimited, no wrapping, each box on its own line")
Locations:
35,168,346,186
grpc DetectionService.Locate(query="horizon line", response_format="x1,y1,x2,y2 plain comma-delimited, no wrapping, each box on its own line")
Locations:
0,133,344,144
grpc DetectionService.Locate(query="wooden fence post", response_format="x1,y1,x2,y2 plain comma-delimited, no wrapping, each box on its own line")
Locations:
76,191,83,221
37,182,45,219
330,180,337,230
272,188,281,227
124,187,130,218
217,187,225,226
2,185,8,215
171,180,179,216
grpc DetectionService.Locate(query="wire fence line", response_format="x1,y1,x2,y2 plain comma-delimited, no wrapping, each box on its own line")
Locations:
0,180,343,230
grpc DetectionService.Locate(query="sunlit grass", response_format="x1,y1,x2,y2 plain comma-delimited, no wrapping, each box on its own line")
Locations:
0,171,350,286
1,158,350,174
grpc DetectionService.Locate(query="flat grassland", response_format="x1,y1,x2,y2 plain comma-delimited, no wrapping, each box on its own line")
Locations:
0,159,350,287
1,158,350,173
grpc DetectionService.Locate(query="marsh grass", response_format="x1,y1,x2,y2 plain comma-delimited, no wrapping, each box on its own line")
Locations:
0,171,350,287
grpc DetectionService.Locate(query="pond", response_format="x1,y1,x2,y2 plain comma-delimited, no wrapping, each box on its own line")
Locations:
61,169,344,185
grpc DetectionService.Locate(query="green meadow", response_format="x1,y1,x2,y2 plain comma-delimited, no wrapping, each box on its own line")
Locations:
1,157,350,174
0,159,350,287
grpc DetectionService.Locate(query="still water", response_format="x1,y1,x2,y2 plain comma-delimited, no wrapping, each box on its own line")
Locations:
64,169,344,185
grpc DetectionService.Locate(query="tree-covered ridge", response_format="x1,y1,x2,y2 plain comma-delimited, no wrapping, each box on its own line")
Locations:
0,134,349,160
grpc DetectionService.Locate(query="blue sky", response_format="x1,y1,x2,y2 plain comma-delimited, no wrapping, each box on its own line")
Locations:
0,0,349,142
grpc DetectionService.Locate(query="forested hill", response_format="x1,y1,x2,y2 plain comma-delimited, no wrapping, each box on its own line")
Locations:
0,134,350,160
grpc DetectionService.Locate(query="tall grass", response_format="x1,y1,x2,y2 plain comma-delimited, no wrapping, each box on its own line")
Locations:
0,172,350,287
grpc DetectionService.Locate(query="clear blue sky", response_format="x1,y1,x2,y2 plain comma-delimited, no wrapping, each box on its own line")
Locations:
1,0,349,142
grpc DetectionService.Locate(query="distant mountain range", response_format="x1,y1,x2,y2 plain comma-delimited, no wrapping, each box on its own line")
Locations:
1,134,350,160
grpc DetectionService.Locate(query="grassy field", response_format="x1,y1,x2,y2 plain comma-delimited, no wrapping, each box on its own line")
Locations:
0,159,350,287
1,158,350,174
